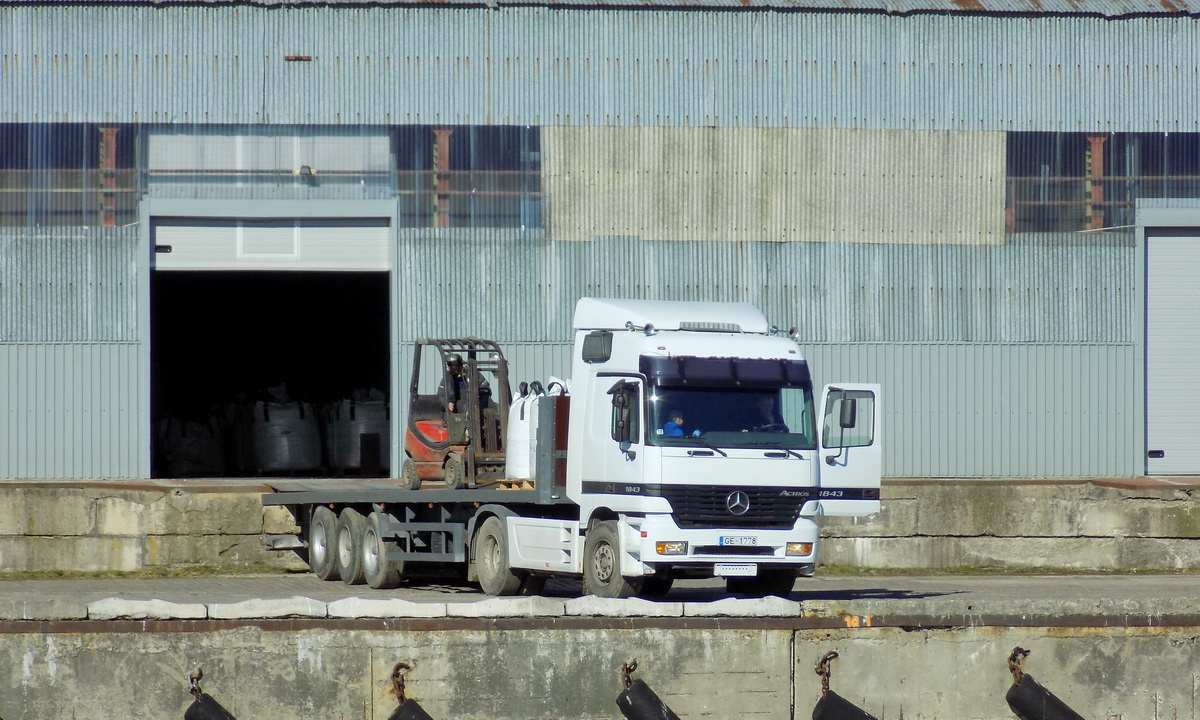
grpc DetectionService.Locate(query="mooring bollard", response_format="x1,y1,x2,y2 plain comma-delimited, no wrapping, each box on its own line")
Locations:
1005,647,1086,720
811,651,880,720
184,667,237,720
387,661,435,720
615,659,682,720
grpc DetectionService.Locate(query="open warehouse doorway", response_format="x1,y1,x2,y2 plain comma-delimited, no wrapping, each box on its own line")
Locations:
149,218,393,479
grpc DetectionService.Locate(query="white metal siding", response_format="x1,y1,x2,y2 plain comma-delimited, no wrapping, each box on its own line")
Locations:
152,221,390,271
1145,232,1200,475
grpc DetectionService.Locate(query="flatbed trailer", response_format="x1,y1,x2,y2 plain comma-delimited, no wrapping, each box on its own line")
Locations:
261,397,575,592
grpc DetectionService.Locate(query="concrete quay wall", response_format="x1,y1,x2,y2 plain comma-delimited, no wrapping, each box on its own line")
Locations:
1,477,1198,573
2,609,1198,720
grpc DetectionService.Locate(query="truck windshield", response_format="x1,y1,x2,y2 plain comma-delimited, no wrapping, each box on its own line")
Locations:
647,386,817,450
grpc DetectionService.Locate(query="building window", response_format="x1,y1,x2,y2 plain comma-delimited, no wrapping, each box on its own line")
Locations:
0,123,138,227
395,125,541,229
1007,132,1200,233
1,124,542,230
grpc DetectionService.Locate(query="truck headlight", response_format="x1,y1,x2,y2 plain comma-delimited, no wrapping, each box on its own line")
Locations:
656,541,688,555
786,542,813,556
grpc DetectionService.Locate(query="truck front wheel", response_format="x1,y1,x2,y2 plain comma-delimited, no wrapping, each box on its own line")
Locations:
475,516,523,596
583,521,643,598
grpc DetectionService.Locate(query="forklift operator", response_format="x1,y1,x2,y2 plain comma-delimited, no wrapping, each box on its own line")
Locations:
439,354,491,413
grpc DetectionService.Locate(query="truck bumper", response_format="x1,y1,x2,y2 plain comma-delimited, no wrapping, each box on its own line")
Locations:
620,514,819,577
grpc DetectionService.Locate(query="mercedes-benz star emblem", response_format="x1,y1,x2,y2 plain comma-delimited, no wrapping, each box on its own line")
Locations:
726,491,751,516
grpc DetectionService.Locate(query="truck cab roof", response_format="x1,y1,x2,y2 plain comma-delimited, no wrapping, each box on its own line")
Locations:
573,297,771,334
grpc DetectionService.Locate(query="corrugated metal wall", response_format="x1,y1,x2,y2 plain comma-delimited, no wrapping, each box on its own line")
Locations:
0,343,145,478
0,226,146,478
395,231,1136,344
0,227,139,343
0,2,1165,478
3,5,1199,131
0,230,145,478
393,229,1137,477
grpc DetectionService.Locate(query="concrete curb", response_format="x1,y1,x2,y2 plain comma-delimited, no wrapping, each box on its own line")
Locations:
207,596,328,619
0,598,89,621
88,598,208,620
445,596,567,617
564,596,685,617
683,596,803,617
327,597,449,618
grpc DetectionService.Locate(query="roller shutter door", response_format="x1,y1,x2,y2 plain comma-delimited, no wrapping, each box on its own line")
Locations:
1146,230,1200,474
153,219,390,271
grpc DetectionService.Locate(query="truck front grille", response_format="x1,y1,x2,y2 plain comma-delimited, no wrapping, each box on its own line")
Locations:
655,485,805,529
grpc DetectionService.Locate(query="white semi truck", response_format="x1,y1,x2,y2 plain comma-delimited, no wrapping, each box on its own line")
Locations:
262,298,882,598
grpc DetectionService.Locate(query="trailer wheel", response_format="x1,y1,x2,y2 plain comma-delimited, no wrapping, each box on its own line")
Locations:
475,516,523,596
363,513,402,589
309,506,341,581
336,508,367,585
443,451,465,489
400,457,421,491
583,520,643,598
726,567,797,598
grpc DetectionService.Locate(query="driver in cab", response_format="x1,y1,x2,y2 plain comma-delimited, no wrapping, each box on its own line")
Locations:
746,395,788,433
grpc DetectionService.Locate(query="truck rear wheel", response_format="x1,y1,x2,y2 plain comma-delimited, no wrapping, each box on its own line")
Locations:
583,520,643,598
475,516,523,596
362,512,402,589
726,567,798,598
336,508,367,585
308,506,340,581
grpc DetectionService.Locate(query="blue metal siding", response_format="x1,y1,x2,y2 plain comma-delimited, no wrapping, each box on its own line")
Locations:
804,342,1138,478
395,230,1136,345
390,229,1137,478
0,343,146,478
4,6,1200,130
0,226,145,478
0,227,140,343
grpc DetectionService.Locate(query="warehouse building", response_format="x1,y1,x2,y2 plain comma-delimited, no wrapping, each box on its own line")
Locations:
2,0,1199,480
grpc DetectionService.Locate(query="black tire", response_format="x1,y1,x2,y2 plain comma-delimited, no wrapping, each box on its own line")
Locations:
400,457,421,491
336,508,367,585
308,506,340,581
726,567,798,598
638,573,674,598
583,520,643,598
443,451,465,489
475,516,523,596
363,512,402,589
518,574,548,596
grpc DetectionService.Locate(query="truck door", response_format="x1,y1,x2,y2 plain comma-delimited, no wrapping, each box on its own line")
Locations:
580,377,645,495
817,384,882,517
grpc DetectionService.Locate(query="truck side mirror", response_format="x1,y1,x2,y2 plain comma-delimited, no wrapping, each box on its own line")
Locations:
607,380,639,445
839,398,857,429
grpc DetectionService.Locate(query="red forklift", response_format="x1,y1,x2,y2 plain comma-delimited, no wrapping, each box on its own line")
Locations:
400,338,512,490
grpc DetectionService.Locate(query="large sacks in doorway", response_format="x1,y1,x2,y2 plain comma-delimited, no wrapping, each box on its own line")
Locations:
154,417,227,478
248,399,322,474
323,391,390,475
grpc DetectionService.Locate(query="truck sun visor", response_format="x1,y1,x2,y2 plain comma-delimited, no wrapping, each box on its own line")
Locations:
640,355,811,387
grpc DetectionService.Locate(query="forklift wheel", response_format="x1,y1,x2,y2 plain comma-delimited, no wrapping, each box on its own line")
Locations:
400,458,421,491
443,451,465,489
